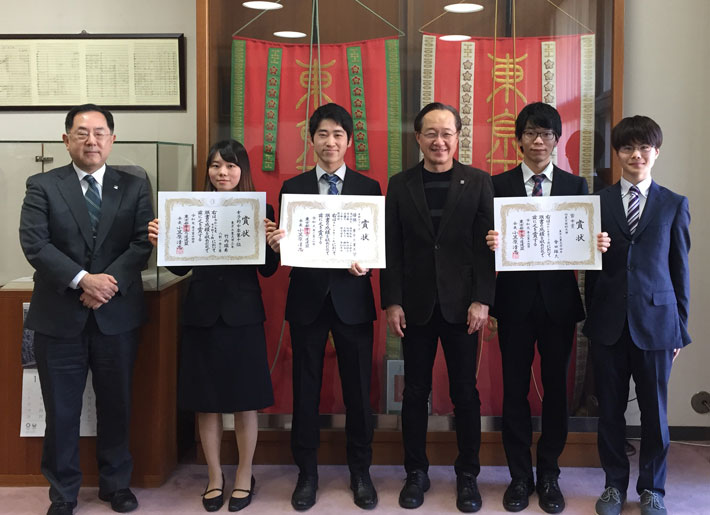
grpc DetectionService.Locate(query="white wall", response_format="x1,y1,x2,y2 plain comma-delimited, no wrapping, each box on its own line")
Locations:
0,0,196,145
624,0,710,427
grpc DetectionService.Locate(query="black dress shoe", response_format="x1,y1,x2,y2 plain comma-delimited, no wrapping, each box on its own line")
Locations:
350,472,378,510
398,469,430,509
202,473,225,512
456,472,482,513
503,478,534,512
98,488,138,513
47,501,77,515
291,474,318,511
536,476,565,514
229,475,256,512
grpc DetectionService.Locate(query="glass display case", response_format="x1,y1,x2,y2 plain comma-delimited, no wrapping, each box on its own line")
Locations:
196,0,623,428
0,140,193,291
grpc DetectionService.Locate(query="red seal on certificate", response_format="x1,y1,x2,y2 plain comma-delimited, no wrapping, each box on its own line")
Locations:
518,229,525,237
303,227,311,236
512,251,519,259
183,224,191,232
176,246,184,255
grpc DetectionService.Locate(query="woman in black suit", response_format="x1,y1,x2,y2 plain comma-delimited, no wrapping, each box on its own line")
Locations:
148,140,278,512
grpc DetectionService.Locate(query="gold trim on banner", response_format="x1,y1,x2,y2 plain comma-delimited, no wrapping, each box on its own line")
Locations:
541,41,557,164
458,42,475,165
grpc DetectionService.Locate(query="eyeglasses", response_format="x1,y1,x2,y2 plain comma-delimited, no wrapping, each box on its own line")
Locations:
522,130,557,142
618,144,655,155
70,130,112,142
420,131,458,141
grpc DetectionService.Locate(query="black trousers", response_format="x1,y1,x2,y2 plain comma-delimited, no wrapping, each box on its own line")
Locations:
34,315,138,503
289,295,374,476
401,305,481,476
497,293,575,482
593,322,673,496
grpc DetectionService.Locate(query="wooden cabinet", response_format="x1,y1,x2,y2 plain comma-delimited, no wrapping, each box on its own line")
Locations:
0,280,183,487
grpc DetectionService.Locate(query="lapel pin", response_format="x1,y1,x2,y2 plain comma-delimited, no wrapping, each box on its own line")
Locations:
460,180,465,184
113,185,118,189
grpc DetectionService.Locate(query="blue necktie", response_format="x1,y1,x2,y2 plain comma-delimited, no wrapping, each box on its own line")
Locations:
84,175,102,232
627,185,640,235
532,174,544,197
324,173,339,195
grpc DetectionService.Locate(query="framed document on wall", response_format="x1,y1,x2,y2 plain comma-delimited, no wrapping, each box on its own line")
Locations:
0,33,186,110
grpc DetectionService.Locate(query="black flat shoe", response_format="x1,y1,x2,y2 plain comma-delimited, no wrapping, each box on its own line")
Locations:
202,473,225,512
398,469,430,509
350,471,378,510
229,475,256,512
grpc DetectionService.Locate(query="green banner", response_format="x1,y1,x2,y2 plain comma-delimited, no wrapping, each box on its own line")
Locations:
230,39,246,143
346,46,370,171
262,48,282,171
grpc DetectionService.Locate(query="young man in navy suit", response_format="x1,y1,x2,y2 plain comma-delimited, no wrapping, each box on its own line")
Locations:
486,102,592,514
584,116,691,515
266,103,381,511
19,105,154,515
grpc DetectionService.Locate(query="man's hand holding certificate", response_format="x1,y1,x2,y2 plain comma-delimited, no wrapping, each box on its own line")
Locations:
493,195,602,271
277,193,385,269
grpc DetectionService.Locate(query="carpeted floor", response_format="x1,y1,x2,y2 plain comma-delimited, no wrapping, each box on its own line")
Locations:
2,441,709,514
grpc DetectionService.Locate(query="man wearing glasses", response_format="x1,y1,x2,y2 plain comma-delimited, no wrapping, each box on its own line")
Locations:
19,104,154,515
486,102,589,514
381,102,495,512
584,116,690,515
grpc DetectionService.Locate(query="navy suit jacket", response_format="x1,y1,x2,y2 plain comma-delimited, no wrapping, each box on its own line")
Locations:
279,168,381,326
490,164,587,324
19,163,154,337
583,180,691,350
380,160,495,325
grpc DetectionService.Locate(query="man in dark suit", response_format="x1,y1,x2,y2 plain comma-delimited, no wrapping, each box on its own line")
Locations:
19,104,154,515
380,102,495,513
265,103,381,511
486,102,588,514
584,116,690,515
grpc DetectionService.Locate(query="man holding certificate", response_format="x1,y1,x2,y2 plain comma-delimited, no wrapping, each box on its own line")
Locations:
381,102,495,513
486,103,589,514
265,103,381,511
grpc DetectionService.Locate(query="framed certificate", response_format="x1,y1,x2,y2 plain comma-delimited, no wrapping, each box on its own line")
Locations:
279,193,386,269
157,191,266,266
494,195,601,271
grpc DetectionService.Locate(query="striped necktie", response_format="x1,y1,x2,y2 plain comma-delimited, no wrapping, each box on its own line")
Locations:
532,174,544,197
83,175,102,232
627,185,640,235
324,173,339,195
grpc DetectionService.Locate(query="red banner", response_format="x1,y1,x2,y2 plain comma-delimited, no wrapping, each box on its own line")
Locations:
232,36,401,413
422,33,594,416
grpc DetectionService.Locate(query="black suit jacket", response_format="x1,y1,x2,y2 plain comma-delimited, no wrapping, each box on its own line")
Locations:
381,160,495,324
169,204,279,327
279,168,381,326
19,163,154,337
490,165,587,324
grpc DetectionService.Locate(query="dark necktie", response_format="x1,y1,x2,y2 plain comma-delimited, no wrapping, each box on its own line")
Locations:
324,173,339,195
84,175,102,232
532,174,544,197
627,185,640,235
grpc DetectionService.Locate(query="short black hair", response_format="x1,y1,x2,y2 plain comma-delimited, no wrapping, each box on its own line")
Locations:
204,139,254,192
308,103,353,141
611,115,663,151
65,104,115,133
515,102,561,140
414,102,462,133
